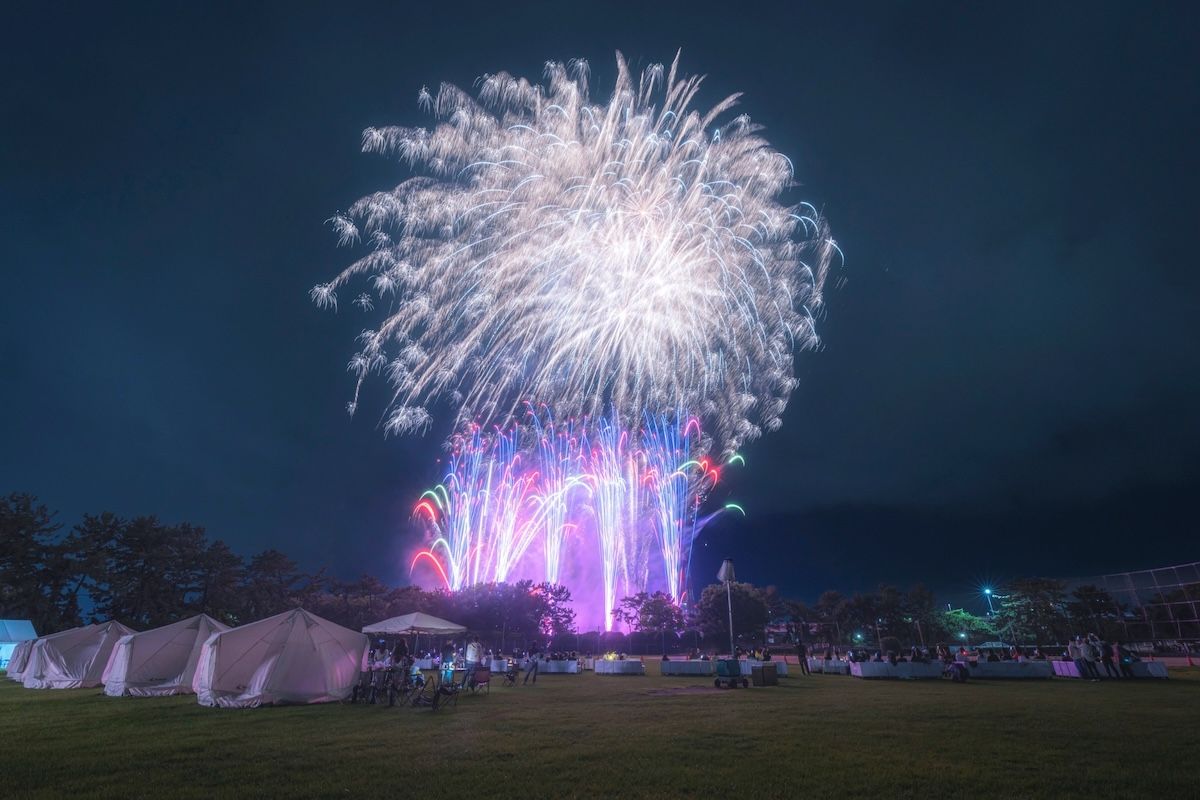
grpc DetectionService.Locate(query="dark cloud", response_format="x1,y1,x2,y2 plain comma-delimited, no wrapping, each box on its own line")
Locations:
2,1,1196,600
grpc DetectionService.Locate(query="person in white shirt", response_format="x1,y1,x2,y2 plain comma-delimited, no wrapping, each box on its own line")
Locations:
464,636,482,687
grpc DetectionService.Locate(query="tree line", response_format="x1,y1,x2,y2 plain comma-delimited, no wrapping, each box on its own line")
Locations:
5,492,1188,650
0,493,574,644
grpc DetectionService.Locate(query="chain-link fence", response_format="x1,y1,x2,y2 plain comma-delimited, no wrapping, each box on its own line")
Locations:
1075,561,1200,644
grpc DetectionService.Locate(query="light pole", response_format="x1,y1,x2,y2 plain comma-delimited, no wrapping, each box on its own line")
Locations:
983,587,995,616
718,558,736,656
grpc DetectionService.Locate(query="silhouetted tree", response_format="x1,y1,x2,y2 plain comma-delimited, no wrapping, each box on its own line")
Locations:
194,540,245,624
615,591,685,653
240,549,306,620
0,493,61,630
693,582,769,647
995,578,1070,644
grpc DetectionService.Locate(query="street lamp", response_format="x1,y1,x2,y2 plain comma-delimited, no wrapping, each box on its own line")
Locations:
717,558,736,657
983,587,995,615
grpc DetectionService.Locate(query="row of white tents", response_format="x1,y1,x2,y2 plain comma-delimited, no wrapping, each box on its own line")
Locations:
5,609,371,707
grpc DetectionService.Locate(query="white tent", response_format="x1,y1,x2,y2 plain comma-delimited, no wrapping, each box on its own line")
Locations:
1,619,37,673
103,614,230,697
9,627,85,683
193,608,367,708
6,640,34,681
22,621,136,689
362,612,466,636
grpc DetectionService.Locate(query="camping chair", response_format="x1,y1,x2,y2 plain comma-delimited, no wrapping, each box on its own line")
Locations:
433,683,459,710
350,670,372,704
502,664,518,687
409,679,438,709
470,667,491,695
368,668,390,704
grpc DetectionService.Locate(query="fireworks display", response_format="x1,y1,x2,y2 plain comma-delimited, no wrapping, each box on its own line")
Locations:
317,53,836,627
412,411,729,629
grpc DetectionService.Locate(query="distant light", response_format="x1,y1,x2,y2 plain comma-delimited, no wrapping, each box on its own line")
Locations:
854,632,863,641
983,588,992,595
958,632,967,639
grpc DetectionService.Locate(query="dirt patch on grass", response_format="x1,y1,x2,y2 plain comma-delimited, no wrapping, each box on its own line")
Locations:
644,685,724,696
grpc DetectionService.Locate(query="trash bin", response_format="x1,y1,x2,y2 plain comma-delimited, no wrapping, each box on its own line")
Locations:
751,663,779,686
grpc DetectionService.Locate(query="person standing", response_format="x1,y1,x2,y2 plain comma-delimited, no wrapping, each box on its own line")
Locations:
523,647,540,685
1079,636,1102,680
1099,639,1120,678
796,641,810,675
1068,638,1088,679
464,636,482,688
1114,641,1135,679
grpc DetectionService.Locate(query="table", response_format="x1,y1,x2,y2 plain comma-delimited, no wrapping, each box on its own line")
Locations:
594,659,645,675
536,659,579,674
660,660,714,676
412,658,436,670
739,659,788,677
489,659,510,673
958,660,1053,679
809,658,850,675
1052,660,1168,679
580,658,595,671
850,661,944,680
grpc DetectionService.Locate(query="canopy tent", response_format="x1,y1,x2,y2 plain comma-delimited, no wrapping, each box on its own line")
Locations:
22,621,136,689
1,619,37,672
193,608,367,708
104,614,230,697
362,612,466,636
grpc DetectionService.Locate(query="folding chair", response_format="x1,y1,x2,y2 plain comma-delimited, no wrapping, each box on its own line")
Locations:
471,667,491,695
431,679,460,711
409,679,437,709
350,670,372,704
502,666,518,687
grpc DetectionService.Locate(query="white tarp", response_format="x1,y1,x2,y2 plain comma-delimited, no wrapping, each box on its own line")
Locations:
193,608,367,708
22,621,136,689
5,639,37,680
1,619,37,672
361,612,466,635
104,614,230,697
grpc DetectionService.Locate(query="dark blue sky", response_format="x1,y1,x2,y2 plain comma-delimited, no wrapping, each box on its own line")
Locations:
3,2,1197,609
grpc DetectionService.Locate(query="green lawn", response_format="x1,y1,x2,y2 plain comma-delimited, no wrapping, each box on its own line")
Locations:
2,667,1197,799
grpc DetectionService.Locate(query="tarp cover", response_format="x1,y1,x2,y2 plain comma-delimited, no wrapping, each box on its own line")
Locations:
5,641,36,679
0,619,37,673
104,614,230,697
362,612,466,635
22,621,136,689
193,608,367,708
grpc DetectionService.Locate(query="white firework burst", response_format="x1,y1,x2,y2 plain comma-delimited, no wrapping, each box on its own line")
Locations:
317,52,835,452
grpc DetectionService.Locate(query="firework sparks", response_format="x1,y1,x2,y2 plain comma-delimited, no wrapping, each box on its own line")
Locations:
317,52,835,455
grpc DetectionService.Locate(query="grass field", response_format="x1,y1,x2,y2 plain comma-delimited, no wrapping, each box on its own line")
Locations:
2,666,1198,799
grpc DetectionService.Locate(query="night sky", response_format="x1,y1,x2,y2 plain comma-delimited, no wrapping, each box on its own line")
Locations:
3,2,1197,610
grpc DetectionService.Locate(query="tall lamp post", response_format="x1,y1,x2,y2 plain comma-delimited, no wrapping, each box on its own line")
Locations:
718,559,736,656
983,587,995,616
